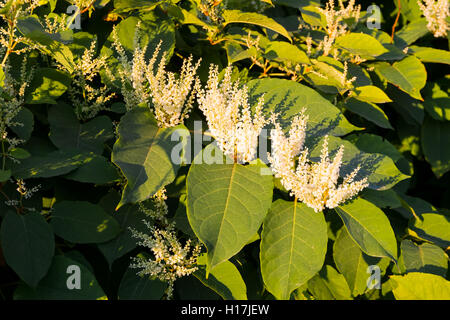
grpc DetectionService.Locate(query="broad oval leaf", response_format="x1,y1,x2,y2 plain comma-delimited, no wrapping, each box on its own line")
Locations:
118,268,167,300
112,106,190,208
388,272,450,300
421,117,450,178
335,33,388,57
222,10,292,42
260,199,328,300
1,211,55,287
336,198,398,261
186,144,273,273
307,265,352,300
50,201,121,244
408,212,450,248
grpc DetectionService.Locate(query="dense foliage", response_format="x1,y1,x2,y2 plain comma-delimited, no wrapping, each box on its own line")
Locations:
0,0,449,300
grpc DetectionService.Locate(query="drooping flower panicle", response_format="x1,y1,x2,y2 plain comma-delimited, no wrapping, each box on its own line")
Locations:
417,0,449,38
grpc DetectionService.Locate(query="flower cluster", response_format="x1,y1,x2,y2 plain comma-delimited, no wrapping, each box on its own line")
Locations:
197,65,267,164
111,24,201,128
65,40,115,120
268,112,368,212
417,0,449,38
130,188,202,299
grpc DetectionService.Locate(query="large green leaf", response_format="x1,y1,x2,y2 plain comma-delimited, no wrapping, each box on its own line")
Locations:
48,104,113,154
50,201,121,244
333,227,390,296
373,56,427,100
395,19,429,46
388,273,450,300
222,10,292,42
1,211,54,287
118,268,167,300
260,199,328,300
65,155,119,184
186,145,273,273
421,117,450,178
112,106,190,208
264,41,310,65
194,254,248,300
410,46,450,65
14,255,107,300
247,78,359,137
335,33,388,57
10,107,34,141
335,198,398,261
307,265,352,300
399,240,448,277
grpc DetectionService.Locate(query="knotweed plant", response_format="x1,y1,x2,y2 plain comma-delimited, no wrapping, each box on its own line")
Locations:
130,188,202,299
417,0,449,38
110,24,201,128
197,64,267,164
268,112,368,212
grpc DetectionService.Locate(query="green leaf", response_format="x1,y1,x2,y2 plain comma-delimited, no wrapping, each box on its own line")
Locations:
1,211,54,287
186,144,273,273
247,78,360,137
353,86,392,103
65,155,119,184
25,68,71,104
388,273,450,300
373,56,427,100
408,212,450,248
344,98,393,129
48,104,113,154
421,117,450,178
410,46,450,65
194,254,248,300
118,268,167,300
333,227,390,296
260,199,328,300
50,201,121,244
310,135,409,191
423,82,450,121
112,106,190,208
335,33,388,57
12,149,93,179
336,198,398,261
264,41,310,65
222,10,292,42
399,240,448,277
307,265,352,300
14,255,107,300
